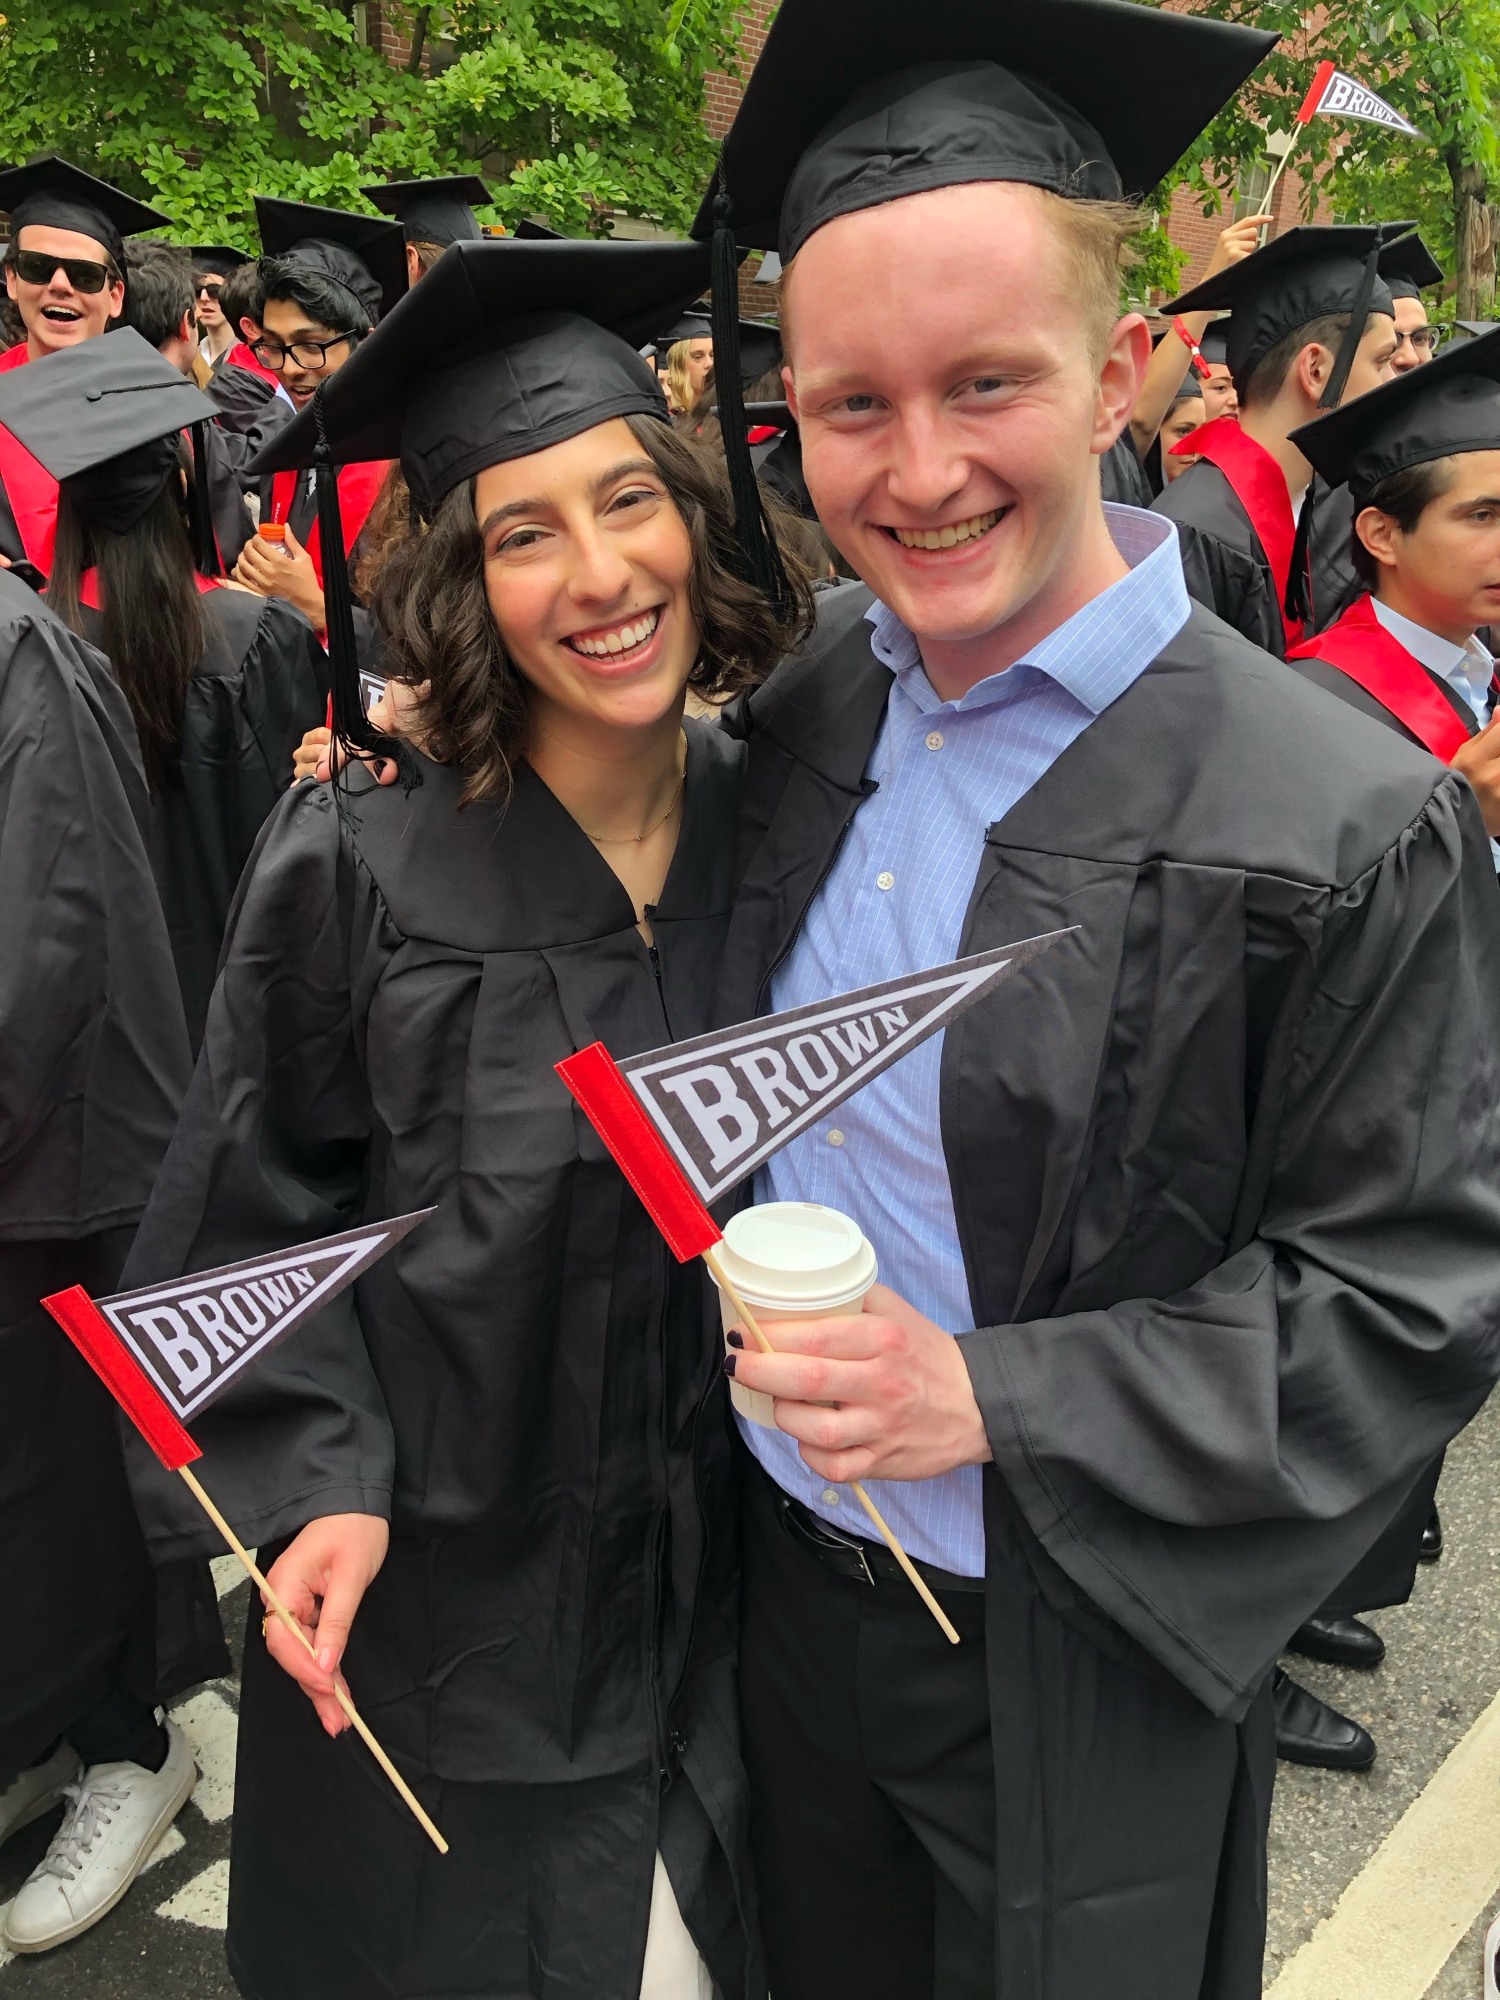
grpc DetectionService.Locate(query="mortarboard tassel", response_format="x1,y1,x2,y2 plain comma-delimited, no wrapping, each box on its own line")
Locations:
1320,237,1385,413
710,167,797,620
312,385,401,772
188,421,221,577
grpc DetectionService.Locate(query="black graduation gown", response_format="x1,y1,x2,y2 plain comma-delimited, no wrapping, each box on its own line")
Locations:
0,572,225,1779
1099,431,1152,508
1153,458,1287,658
1305,477,1361,636
78,589,328,1052
119,723,763,2000
715,583,1500,2000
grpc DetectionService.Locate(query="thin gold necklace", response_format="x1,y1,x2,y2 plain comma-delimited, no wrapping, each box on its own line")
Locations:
582,747,687,846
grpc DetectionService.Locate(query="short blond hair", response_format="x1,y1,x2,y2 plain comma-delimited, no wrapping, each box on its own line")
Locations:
780,184,1141,370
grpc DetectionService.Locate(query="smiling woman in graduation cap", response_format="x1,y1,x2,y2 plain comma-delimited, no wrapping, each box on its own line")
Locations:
0,330,328,1052
116,236,815,2000
680,2,1500,1996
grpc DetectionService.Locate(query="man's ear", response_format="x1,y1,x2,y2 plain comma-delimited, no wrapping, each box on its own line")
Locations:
178,309,195,345
1095,312,1150,453
1355,505,1400,573
783,361,799,423
1296,340,1333,405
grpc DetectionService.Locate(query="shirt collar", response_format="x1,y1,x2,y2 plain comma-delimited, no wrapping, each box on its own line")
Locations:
865,503,1190,716
1370,598,1494,724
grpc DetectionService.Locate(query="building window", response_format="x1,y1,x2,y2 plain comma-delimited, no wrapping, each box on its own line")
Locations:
1233,161,1271,219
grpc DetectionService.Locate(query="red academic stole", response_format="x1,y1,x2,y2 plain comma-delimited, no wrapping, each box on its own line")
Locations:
224,339,280,385
76,570,224,611
0,343,59,576
267,459,390,589
1172,416,1302,646
1288,595,1474,762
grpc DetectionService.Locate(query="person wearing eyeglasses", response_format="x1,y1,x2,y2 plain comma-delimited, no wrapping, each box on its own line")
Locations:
0,159,172,586
230,199,406,634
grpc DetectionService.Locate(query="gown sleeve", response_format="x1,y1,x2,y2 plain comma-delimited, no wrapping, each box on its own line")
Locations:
963,773,1500,1717
0,593,188,1238
120,779,397,1561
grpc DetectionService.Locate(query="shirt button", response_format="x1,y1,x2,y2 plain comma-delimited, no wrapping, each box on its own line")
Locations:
925,730,945,751
827,1128,845,1147
822,1488,840,1507
876,870,895,890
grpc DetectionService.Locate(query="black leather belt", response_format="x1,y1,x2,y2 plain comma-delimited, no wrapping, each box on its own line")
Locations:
773,1489,985,1594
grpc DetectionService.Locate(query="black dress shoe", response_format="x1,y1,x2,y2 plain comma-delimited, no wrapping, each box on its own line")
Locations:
1288,1613,1386,1669
1273,1669,1377,1771
1420,1508,1443,1562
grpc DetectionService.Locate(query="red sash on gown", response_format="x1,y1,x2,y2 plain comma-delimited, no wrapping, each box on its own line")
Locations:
223,340,281,386
0,345,61,577
1287,594,1475,762
1171,416,1302,646
0,342,31,373
267,460,390,590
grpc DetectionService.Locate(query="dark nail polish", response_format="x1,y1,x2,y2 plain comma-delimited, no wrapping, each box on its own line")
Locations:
723,1353,737,1378
727,1329,745,1350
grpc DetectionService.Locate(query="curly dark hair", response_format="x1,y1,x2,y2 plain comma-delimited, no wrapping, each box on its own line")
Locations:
370,414,818,804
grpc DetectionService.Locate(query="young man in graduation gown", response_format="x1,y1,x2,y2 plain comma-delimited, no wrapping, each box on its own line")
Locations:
121,241,256,570
0,565,226,1953
1305,228,1447,643
0,158,170,587
1152,226,1400,655
363,172,490,284
691,6,1500,1996
230,197,405,632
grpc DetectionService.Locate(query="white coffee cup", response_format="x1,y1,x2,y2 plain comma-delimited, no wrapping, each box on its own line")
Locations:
713,1202,878,1427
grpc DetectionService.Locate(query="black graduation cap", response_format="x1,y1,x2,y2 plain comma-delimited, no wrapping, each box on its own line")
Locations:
1453,320,1500,342
189,245,252,276
693,0,1275,257
362,176,489,248
248,236,711,761
688,0,1275,614
253,196,407,324
0,157,170,272
0,325,221,550
1166,226,1394,401
1379,224,1443,301
1199,319,1230,368
1289,323,1500,499
512,219,565,241
655,311,782,387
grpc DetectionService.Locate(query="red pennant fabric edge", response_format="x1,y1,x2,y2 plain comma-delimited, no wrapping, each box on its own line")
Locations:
1298,58,1338,122
556,1043,722,1263
41,1285,201,1471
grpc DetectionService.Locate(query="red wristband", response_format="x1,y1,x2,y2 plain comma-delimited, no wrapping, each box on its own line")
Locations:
1173,317,1212,379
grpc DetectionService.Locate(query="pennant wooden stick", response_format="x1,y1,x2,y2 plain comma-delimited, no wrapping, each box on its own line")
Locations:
175,1466,448,1854
41,1284,448,1855
702,1247,962,1647
557,1043,962,1644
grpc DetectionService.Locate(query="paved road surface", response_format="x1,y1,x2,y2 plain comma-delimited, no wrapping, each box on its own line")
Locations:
2,1395,1498,1998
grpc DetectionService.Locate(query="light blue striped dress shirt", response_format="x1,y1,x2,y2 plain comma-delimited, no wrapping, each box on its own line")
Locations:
744,504,1192,1575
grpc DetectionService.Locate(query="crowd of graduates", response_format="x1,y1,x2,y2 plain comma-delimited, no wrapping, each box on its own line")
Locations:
2,1,1500,1994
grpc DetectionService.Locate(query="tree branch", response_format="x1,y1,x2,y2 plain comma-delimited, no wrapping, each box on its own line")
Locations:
405,5,431,73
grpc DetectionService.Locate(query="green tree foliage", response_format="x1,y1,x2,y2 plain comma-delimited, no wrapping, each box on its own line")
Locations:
1160,0,1500,317
0,0,745,243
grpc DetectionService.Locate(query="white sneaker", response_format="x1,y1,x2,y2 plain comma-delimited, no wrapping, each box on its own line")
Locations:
1,1719,196,1952
1484,1907,1500,2000
0,1742,81,1848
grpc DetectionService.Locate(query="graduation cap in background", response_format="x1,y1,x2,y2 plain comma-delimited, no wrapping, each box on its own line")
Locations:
0,326,222,563
655,310,782,389
688,0,1277,625
1378,223,1443,301
248,235,711,763
363,175,489,248
1289,323,1500,501
1199,319,1230,368
1167,225,1396,409
188,245,252,277
0,157,170,299
253,196,408,325
512,219,565,241
1452,320,1500,343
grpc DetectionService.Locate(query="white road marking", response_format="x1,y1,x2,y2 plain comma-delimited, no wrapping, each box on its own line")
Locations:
155,1859,229,1931
1265,1683,1500,1998
170,1689,237,1824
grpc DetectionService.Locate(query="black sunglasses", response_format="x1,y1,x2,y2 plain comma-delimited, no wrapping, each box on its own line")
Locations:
195,279,224,298
7,248,119,295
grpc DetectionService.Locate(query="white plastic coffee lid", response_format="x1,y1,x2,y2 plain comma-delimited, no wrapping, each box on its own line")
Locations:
718,1202,877,1308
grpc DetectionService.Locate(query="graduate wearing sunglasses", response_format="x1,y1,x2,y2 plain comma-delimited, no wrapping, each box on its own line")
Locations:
0,159,170,586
